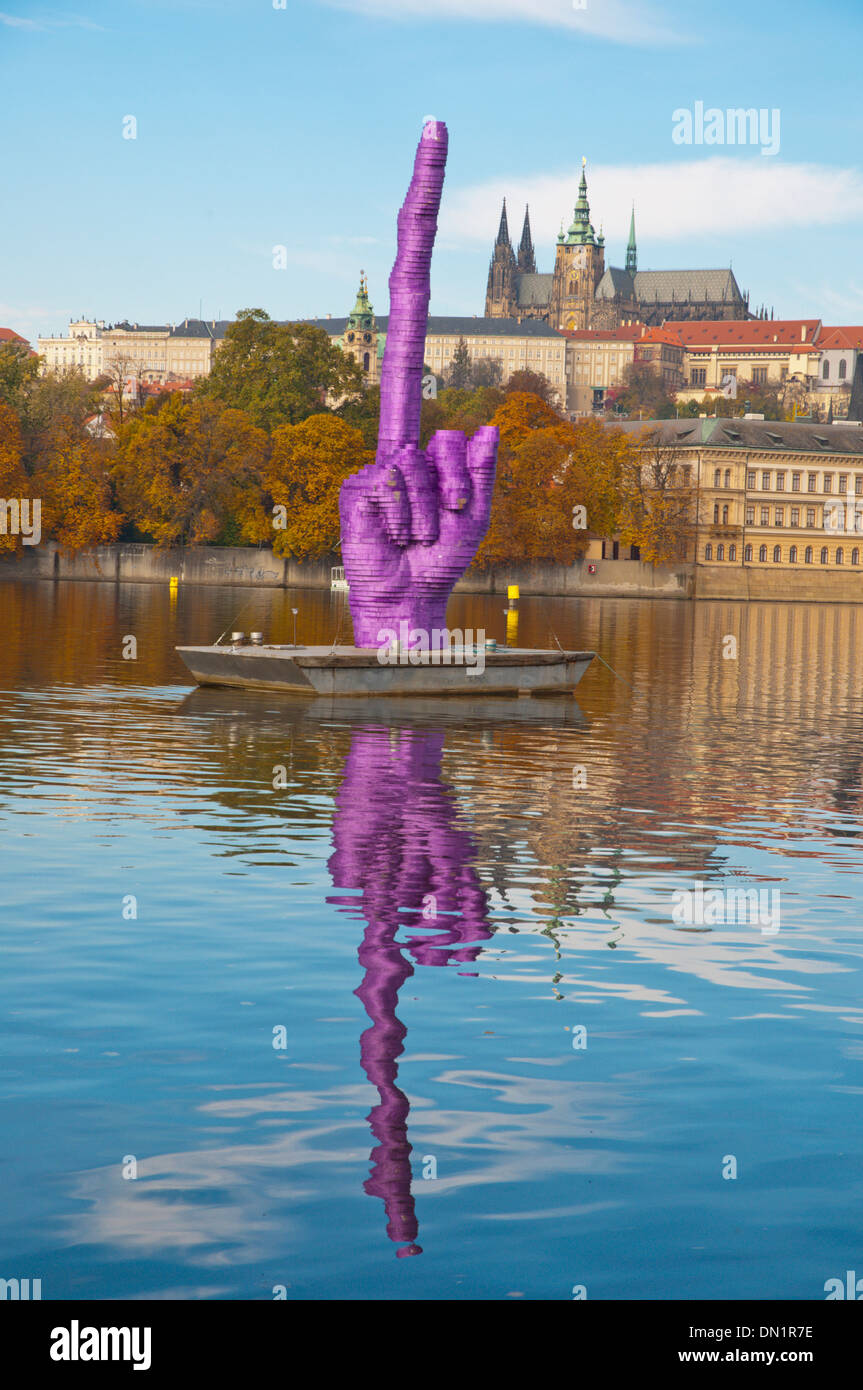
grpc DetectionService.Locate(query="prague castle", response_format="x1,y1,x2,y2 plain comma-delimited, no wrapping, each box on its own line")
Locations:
485,159,751,331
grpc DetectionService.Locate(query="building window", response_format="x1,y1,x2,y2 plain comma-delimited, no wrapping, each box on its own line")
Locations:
745,505,755,524
773,545,781,562
776,471,786,490
857,477,863,496
790,545,797,562
363,352,370,371
837,547,844,564
806,508,816,527
775,507,784,525
722,505,729,523
714,468,721,487
691,368,706,386
839,359,848,380
729,544,736,560
839,475,848,493
854,548,860,565
753,367,768,385
759,544,767,562
824,475,833,492
747,470,756,488
808,474,817,492
744,543,753,562
724,469,731,488
823,360,830,379
792,472,801,491
791,507,800,526
760,507,769,525
805,546,813,563
705,543,713,560
713,503,720,523
762,471,771,489
717,544,725,560
821,546,829,564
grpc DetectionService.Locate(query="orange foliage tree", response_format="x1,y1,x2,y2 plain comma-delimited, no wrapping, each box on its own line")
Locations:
114,394,269,546
474,395,632,567
0,404,33,555
265,414,373,560
37,432,123,551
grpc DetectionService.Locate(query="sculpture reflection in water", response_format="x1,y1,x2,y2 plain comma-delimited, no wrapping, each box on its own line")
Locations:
327,725,493,1257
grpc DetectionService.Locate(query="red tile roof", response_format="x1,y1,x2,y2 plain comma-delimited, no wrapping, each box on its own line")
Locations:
672,318,821,347
818,326,863,350
0,327,29,344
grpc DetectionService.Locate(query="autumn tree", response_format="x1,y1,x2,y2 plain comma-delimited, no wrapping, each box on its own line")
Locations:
0,404,32,555
504,368,561,409
265,414,372,561
475,397,630,567
613,361,677,419
617,427,696,563
36,436,124,552
114,394,269,546
198,308,363,431
100,352,141,428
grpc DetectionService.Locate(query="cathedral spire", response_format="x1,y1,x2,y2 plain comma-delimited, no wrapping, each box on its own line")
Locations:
565,156,596,245
517,205,536,273
626,204,637,275
496,198,511,247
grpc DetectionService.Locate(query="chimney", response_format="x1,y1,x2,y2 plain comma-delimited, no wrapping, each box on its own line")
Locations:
326,313,332,320
801,325,807,342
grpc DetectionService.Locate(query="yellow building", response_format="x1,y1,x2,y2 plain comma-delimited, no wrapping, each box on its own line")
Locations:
618,417,863,576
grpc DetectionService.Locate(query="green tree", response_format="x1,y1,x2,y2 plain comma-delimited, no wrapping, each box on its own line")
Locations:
0,341,40,418
448,337,471,389
197,308,363,431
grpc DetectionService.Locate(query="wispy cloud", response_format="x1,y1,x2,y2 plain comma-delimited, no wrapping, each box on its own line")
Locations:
0,11,104,30
318,0,688,48
442,158,863,248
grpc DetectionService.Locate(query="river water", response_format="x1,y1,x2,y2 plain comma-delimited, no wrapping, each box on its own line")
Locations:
1,579,861,1300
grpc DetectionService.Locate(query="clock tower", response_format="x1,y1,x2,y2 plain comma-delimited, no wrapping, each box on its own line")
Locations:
340,272,380,383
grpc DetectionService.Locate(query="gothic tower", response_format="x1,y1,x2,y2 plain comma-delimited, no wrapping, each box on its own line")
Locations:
517,205,536,273
485,199,518,318
549,159,606,331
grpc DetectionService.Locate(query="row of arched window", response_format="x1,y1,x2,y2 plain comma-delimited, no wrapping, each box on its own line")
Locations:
705,543,860,564
823,359,848,379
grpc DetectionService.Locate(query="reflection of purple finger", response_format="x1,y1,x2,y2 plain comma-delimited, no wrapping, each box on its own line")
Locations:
393,444,438,544
427,430,471,512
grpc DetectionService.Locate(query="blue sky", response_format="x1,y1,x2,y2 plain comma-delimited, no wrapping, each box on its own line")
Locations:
2,0,863,345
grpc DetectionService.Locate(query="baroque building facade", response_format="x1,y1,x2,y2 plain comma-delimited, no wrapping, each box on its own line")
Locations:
485,160,751,331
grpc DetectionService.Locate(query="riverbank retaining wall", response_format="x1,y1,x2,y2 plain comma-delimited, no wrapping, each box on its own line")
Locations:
3,542,862,601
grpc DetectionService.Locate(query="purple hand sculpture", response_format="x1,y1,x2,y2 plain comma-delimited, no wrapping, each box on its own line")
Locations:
339,120,499,649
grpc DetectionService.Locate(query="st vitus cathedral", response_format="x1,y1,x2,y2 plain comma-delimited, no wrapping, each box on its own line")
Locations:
485,159,752,330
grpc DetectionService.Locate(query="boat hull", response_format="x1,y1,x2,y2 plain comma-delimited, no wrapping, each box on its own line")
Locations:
175,644,595,697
